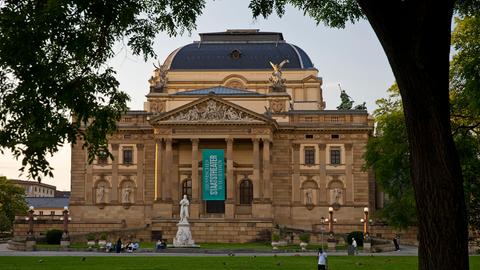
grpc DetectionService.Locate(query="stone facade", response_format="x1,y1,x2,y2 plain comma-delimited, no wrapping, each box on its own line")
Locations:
67,30,377,243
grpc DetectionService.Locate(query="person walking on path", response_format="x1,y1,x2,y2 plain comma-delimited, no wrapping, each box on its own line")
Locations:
352,237,358,255
317,248,328,270
115,238,122,253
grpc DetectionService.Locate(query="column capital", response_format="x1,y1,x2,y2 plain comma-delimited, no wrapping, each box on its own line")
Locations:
261,137,270,144
225,138,234,143
292,143,300,151
191,138,199,144
136,143,144,150
318,143,326,150
252,138,260,143
111,144,119,151
165,138,173,144
345,143,353,151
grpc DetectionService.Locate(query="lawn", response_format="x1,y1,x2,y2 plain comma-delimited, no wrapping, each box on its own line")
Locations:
0,256,479,270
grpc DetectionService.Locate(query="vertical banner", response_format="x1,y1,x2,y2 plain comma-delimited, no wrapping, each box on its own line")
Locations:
202,149,225,200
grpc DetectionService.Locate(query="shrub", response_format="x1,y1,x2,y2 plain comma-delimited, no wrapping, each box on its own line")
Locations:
100,233,108,241
271,232,280,242
46,229,63,245
86,233,95,241
346,231,364,246
299,232,310,243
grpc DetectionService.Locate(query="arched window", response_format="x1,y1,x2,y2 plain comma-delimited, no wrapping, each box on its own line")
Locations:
182,178,192,201
239,179,253,205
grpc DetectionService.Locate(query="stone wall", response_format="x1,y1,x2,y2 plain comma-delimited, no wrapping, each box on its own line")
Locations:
151,219,273,243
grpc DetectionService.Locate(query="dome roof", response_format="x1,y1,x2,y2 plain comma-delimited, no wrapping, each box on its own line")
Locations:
164,30,314,70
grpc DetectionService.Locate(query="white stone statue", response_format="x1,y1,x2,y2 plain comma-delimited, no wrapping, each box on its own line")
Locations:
173,194,196,247
96,185,106,203
179,195,190,224
332,188,343,204
305,189,313,205
122,185,133,203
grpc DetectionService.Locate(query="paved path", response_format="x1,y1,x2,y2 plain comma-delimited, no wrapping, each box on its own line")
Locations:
0,243,418,257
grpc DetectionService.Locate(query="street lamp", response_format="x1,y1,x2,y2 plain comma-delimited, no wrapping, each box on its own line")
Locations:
26,206,35,241
320,216,325,250
363,207,369,237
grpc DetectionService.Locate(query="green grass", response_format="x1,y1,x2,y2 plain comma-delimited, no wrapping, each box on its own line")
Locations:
0,256,478,270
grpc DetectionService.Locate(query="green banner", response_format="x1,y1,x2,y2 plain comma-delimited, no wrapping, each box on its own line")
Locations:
202,149,225,201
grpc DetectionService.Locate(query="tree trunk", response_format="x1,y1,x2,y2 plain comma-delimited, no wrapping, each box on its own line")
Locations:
357,1,469,269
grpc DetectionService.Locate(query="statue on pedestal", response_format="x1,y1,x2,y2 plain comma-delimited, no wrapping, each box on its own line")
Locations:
179,195,190,224
173,195,196,247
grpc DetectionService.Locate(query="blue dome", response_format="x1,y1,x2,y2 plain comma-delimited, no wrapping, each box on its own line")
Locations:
164,30,314,70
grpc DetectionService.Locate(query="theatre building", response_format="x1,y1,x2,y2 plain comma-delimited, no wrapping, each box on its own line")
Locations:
69,30,376,243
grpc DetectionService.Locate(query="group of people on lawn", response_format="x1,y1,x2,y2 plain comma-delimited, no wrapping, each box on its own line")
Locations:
104,239,140,253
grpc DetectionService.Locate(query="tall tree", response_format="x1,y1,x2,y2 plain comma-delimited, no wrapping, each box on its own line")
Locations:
0,0,206,180
365,84,416,229
248,1,478,269
451,15,480,233
0,176,28,232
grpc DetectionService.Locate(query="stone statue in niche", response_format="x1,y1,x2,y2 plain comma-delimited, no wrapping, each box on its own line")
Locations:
305,189,313,205
122,185,133,204
96,185,106,203
330,188,343,205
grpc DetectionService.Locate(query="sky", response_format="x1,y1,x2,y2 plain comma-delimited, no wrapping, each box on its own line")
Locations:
0,0,395,191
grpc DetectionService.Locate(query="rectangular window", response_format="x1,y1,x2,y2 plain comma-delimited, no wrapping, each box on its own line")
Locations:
304,147,315,166
330,148,341,165
50,211,55,216
123,147,133,165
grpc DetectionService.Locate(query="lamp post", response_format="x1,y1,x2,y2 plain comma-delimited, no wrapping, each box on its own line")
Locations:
25,206,36,250
363,207,369,236
361,207,372,253
320,216,325,250
60,206,71,248
26,206,35,240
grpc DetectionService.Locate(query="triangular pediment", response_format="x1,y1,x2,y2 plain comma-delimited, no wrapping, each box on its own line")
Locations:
150,95,274,125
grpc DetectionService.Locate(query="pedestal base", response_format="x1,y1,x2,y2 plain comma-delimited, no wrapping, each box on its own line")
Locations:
173,222,196,247
60,240,70,249
363,242,372,253
25,240,36,251
327,241,337,251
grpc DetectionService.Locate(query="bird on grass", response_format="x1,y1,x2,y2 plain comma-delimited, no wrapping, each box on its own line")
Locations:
276,262,281,266
38,259,44,263
222,262,227,266
81,257,86,262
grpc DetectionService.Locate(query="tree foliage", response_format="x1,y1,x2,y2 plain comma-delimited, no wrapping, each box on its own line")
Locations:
365,84,416,229
451,15,480,232
0,0,206,180
365,15,480,231
0,176,28,231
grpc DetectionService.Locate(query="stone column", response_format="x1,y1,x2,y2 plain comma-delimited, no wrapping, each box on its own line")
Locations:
345,144,354,203
292,143,301,204
191,138,200,218
252,138,261,200
155,139,163,201
318,144,327,203
111,144,119,203
262,138,271,200
164,138,173,201
225,138,235,218
136,143,144,203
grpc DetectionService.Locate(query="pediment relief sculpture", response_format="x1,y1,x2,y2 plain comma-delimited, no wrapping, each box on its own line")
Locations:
166,100,258,122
